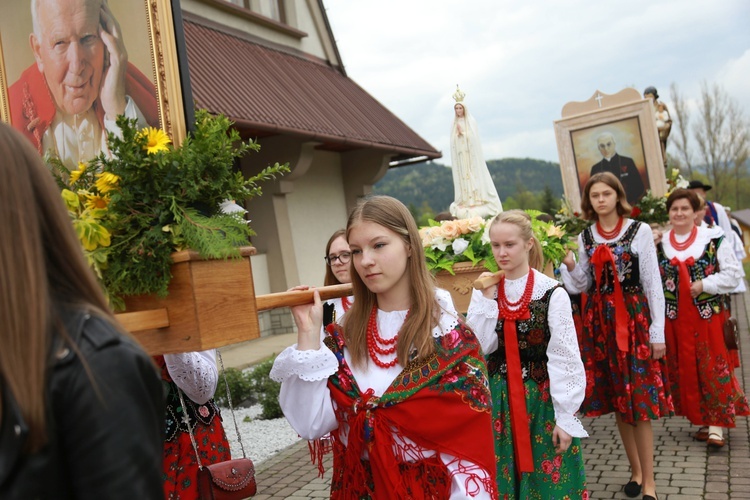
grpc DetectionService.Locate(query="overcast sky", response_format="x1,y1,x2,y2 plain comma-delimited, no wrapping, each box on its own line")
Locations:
323,0,750,164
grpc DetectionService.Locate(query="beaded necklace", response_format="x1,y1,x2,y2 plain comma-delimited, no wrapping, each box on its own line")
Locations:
496,271,535,320
366,305,408,368
595,217,623,240
669,225,698,251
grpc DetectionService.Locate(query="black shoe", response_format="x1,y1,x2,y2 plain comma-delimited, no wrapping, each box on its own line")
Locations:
624,480,642,497
643,495,657,500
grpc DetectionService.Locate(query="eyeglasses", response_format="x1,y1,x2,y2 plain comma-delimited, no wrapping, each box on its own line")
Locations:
325,252,351,266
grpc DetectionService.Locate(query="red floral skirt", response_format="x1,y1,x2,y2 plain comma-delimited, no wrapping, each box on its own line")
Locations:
579,291,673,423
162,419,231,500
665,311,749,427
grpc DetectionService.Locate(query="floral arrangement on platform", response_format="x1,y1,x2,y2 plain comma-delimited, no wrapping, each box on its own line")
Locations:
555,198,592,238
50,109,288,308
630,168,689,226
419,210,575,275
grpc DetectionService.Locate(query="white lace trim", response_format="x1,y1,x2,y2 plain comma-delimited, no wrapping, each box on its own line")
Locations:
163,350,218,405
466,270,587,438
269,342,338,383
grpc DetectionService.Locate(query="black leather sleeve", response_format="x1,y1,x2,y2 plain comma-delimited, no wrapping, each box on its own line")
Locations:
52,316,166,500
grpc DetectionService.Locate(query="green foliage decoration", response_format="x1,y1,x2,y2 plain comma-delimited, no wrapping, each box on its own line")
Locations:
49,109,289,307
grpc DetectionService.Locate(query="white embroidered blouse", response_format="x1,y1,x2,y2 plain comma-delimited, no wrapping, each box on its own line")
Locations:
660,226,741,295
466,269,588,438
269,288,494,499
163,350,219,405
560,219,666,343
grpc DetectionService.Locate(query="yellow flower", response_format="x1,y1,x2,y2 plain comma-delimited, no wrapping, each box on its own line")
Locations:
95,172,121,194
546,225,565,238
70,162,86,184
139,127,171,154
85,193,109,210
61,189,80,211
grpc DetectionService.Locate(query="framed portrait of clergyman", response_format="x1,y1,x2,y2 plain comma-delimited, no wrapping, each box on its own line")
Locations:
554,88,667,212
0,0,191,168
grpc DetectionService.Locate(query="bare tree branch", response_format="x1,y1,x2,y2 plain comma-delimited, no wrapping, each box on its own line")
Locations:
669,83,693,176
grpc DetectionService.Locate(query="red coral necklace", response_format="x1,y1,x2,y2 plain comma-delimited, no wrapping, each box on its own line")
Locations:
669,225,698,251
596,217,624,240
497,271,535,321
341,296,351,312
366,305,406,368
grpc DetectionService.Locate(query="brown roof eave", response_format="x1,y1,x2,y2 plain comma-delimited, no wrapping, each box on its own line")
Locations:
230,116,442,160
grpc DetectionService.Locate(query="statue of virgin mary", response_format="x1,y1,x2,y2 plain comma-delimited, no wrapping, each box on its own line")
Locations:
449,86,503,219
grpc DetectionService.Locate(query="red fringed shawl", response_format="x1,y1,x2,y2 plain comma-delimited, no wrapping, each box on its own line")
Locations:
313,322,498,499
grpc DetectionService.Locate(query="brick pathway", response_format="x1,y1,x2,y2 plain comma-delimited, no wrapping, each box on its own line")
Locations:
252,289,750,499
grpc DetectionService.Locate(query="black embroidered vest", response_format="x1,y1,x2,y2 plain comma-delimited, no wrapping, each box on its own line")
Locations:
657,236,727,319
486,286,557,385
582,221,643,295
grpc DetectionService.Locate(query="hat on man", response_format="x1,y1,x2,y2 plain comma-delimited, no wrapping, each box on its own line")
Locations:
688,180,712,191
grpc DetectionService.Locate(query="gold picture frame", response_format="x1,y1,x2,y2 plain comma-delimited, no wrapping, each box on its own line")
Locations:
0,0,189,153
554,89,666,212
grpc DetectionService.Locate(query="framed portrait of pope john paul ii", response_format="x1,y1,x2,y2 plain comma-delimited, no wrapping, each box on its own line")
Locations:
0,0,192,168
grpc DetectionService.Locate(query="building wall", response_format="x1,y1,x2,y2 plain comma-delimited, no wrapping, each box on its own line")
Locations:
181,0,335,62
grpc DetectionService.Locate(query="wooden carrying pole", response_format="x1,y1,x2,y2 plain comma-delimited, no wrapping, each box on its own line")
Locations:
255,284,352,311
473,271,504,290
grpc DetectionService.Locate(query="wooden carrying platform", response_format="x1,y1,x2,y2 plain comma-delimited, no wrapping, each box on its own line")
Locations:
114,247,352,354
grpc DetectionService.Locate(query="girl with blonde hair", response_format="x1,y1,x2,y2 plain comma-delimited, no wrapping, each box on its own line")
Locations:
468,210,588,498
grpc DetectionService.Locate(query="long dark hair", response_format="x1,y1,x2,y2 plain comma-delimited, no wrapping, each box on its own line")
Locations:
0,123,116,451
323,229,347,286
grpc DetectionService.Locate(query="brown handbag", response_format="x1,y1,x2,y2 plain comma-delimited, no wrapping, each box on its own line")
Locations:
196,459,256,500
724,316,739,351
178,351,257,500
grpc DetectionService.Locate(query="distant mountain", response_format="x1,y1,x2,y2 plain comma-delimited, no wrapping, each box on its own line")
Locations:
373,158,564,213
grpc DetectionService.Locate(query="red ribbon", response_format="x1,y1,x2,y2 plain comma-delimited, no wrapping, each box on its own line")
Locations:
503,314,535,475
591,245,630,352
669,256,702,423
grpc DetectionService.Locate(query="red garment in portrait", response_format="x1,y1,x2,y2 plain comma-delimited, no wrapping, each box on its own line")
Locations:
8,62,159,153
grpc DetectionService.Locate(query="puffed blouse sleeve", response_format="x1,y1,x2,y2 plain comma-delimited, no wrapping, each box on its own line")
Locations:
465,289,499,356
702,236,742,295
634,223,666,343
269,340,339,440
163,350,218,405
560,233,592,294
546,287,588,438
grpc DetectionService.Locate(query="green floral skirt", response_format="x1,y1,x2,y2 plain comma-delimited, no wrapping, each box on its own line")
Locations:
490,375,588,499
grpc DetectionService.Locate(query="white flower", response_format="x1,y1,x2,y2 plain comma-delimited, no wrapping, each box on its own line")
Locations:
452,237,469,255
481,223,492,245
676,179,689,189
431,237,450,252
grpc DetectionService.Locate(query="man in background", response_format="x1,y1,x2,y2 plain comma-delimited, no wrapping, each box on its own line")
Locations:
589,132,645,205
9,0,158,167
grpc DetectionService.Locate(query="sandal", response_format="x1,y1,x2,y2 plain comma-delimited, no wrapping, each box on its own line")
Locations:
707,431,725,448
693,426,709,441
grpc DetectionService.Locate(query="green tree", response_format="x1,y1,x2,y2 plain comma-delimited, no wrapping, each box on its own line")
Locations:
539,185,560,215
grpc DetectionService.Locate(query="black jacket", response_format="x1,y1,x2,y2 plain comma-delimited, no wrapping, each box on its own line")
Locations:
0,307,165,499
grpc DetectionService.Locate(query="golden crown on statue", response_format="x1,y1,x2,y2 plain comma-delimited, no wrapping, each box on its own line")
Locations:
452,84,466,103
